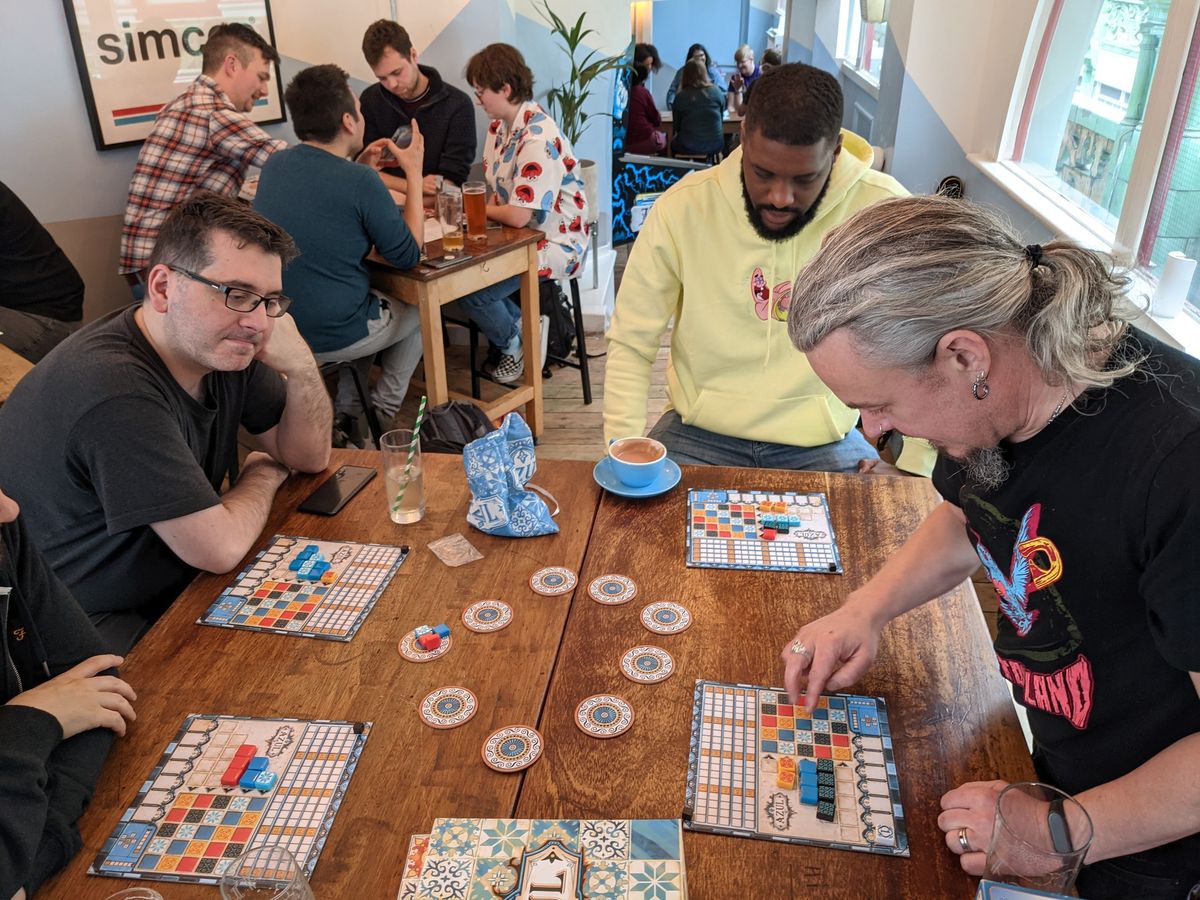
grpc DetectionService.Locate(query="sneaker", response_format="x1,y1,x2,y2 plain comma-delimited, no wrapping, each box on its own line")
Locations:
485,347,524,384
332,412,363,449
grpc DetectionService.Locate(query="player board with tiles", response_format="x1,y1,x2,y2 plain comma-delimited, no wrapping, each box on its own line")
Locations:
683,681,909,857
90,714,369,886
199,534,408,641
685,490,843,573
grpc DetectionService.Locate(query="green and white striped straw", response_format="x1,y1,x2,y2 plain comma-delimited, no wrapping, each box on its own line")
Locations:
390,394,427,514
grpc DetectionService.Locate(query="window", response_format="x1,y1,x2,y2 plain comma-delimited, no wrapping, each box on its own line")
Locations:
1005,0,1200,313
838,1,887,84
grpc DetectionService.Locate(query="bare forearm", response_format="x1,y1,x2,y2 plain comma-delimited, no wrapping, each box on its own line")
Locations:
1072,732,1200,862
379,170,408,193
202,462,289,571
848,501,981,627
486,204,533,228
401,164,425,245
271,363,332,473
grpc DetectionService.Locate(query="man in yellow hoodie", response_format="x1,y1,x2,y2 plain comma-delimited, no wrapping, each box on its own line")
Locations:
605,63,933,475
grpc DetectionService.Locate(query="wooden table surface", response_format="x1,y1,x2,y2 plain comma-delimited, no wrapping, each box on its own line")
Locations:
518,466,1035,899
47,450,602,898
368,225,544,435
0,342,33,403
47,456,1033,898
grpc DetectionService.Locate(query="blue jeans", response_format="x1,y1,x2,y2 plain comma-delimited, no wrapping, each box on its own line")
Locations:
647,410,878,474
449,274,521,350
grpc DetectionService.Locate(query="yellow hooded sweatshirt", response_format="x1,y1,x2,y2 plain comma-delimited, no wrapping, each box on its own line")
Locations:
603,131,933,475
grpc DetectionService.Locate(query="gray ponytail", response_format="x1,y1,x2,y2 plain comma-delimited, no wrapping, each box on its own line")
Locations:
787,195,1141,391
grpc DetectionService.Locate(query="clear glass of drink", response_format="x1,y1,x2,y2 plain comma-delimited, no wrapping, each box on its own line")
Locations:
381,429,425,524
463,180,487,241
218,845,314,899
104,888,165,899
437,189,464,253
984,782,1093,893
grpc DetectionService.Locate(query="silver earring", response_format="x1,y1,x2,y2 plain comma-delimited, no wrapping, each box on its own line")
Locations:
972,372,990,401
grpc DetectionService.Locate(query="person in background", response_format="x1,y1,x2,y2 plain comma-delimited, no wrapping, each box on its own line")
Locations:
626,61,667,155
669,59,726,158
635,42,662,76
761,48,782,72
359,19,476,200
456,43,590,384
254,64,427,444
605,64,930,476
119,23,285,288
0,194,331,653
0,181,85,363
782,195,1200,900
665,43,725,106
726,44,762,116
0,485,137,899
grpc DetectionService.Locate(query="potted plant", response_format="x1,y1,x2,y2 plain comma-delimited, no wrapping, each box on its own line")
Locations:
535,0,630,213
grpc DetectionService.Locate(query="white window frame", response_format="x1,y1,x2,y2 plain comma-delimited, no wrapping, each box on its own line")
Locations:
972,0,1200,353
835,0,883,95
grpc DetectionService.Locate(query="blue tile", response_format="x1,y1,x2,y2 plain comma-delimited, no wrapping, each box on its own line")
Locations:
168,839,189,854
777,729,795,741
760,740,778,753
247,796,267,812
812,708,829,720
827,697,846,709
795,718,811,730
630,819,680,860
222,812,241,825
142,854,160,868
195,825,215,840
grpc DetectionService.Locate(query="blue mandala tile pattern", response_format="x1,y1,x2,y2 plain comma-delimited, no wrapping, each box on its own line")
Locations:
580,819,630,861
429,818,480,856
469,858,516,900
584,861,628,899
416,855,473,900
476,818,528,860
630,819,681,861
528,819,579,851
627,860,683,900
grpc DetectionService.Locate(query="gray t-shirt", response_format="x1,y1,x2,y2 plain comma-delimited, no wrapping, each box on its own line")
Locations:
0,305,286,618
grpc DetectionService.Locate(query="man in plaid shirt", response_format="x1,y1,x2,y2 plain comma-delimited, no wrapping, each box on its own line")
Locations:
119,23,286,281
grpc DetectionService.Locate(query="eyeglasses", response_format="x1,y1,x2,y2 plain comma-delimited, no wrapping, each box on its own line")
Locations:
168,266,292,318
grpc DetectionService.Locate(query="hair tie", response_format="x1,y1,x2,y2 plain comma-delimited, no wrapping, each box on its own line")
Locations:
1024,244,1044,268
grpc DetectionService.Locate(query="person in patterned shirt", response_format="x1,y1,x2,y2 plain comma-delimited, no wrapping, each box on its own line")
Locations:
119,23,286,284
454,43,590,384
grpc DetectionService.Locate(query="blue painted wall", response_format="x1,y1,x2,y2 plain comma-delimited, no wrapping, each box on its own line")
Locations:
787,39,813,65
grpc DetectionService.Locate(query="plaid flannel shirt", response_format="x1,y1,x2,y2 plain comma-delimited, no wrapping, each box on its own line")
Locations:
119,75,286,274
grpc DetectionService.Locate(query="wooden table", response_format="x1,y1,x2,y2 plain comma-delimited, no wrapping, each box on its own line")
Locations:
47,457,1033,898
368,226,544,436
0,342,33,403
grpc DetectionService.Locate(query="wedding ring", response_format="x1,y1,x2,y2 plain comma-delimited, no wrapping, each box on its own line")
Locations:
790,641,812,658
957,827,971,853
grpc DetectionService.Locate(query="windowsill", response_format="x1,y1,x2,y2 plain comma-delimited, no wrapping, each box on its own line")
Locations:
968,155,1200,360
839,61,880,100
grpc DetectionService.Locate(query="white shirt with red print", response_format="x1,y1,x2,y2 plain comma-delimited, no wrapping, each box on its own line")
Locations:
483,101,590,280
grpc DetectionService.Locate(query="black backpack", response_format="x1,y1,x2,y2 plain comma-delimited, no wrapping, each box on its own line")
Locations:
539,280,575,361
419,401,496,454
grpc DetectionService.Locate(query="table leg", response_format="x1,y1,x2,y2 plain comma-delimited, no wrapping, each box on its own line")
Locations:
520,244,544,436
417,286,449,406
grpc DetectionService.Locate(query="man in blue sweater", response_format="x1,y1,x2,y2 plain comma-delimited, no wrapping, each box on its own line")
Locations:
254,64,427,440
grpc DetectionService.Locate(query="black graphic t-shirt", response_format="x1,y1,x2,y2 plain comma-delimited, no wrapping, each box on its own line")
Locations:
934,329,1200,871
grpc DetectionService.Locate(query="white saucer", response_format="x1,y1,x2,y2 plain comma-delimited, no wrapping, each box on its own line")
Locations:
593,457,682,498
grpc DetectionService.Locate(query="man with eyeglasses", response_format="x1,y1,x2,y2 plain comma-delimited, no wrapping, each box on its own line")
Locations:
0,193,332,653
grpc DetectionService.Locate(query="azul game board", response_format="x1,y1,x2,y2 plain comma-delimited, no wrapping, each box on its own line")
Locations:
199,534,408,640
685,490,843,573
398,818,688,899
90,714,369,885
684,681,909,857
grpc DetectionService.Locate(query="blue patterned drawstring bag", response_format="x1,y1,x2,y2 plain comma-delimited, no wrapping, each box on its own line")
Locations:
463,413,559,537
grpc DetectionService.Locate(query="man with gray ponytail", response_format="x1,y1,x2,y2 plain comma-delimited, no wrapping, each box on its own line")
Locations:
781,195,1200,897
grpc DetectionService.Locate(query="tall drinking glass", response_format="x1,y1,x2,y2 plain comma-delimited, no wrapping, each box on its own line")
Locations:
437,189,464,252
984,782,1093,893
381,429,425,524
463,181,487,241
218,845,314,899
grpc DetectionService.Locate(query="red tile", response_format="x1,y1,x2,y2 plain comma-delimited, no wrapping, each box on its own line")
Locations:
165,808,187,823
760,715,776,727
176,857,198,873
192,794,213,808
815,745,832,759
833,735,850,747
233,827,253,842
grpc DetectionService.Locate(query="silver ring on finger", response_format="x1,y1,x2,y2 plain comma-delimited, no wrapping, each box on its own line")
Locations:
957,827,970,853
790,640,813,658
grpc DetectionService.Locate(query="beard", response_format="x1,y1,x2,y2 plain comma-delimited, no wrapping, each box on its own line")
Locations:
940,445,1011,492
740,170,831,242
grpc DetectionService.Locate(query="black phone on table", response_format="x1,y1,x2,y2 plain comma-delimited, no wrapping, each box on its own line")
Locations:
422,255,469,270
298,465,377,515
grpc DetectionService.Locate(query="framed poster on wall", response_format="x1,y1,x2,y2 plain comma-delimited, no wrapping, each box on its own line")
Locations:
61,1,285,151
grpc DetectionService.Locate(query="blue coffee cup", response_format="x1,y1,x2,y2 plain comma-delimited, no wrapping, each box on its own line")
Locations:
608,437,667,487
